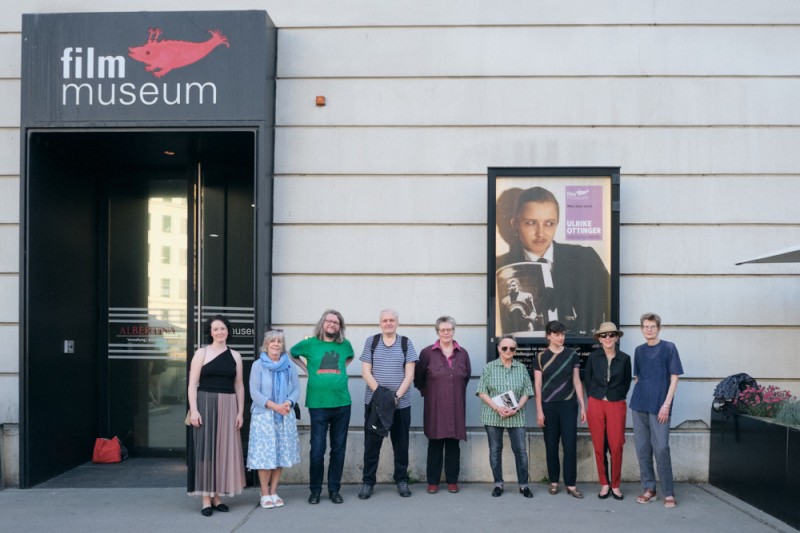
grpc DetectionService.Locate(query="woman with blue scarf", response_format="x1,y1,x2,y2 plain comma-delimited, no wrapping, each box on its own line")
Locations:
247,330,301,509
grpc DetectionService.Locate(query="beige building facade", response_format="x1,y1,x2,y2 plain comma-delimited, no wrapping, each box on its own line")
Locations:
1,1,799,487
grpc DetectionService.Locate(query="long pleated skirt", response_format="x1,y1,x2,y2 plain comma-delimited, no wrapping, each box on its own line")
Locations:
187,390,246,496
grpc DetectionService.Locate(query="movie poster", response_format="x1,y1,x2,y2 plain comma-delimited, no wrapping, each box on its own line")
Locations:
493,174,613,339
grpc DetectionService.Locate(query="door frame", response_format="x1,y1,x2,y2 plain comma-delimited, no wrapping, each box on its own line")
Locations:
19,126,273,487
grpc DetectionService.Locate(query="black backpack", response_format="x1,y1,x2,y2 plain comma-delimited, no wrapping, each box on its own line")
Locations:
369,334,409,362
712,373,758,412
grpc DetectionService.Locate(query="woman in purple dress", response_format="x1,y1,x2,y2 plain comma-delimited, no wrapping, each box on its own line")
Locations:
414,316,472,494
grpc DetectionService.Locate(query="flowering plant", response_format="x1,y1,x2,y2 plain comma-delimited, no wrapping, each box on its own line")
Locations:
734,385,795,418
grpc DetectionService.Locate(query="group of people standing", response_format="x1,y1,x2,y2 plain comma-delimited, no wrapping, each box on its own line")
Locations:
479,314,682,509
185,310,682,516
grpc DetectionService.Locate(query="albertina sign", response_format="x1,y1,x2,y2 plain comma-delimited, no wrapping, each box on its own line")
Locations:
22,11,273,125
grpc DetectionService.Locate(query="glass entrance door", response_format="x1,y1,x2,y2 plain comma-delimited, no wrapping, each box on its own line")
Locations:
106,133,255,453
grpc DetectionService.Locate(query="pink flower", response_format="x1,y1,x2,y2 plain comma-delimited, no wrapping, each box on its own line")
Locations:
736,383,794,417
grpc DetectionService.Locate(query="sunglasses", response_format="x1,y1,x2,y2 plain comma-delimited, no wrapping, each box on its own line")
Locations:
499,346,517,353
598,333,617,339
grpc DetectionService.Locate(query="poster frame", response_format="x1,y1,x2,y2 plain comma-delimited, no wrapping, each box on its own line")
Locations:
487,167,620,365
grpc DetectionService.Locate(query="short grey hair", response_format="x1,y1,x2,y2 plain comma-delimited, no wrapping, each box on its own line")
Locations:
639,312,662,327
435,316,456,332
497,334,517,348
379,308,399,321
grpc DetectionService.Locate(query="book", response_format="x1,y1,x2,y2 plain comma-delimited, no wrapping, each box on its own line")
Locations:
491,390,519,409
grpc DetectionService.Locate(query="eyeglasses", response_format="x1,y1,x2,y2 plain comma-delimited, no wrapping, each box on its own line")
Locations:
324,319,340,326
438,328,454,333
641,325,659,331
499,346,517,353
598,333,617,339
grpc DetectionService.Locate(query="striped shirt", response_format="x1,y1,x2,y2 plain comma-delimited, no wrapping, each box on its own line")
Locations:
360,335,419,409
536,349,580,403
476,358,534,427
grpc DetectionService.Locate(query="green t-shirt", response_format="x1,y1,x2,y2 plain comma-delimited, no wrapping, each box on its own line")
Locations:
290,337,354,408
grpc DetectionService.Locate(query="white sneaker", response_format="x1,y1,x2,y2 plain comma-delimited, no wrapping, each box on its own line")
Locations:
260,495,274,509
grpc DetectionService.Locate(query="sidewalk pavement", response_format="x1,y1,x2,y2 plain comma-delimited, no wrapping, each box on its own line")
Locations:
1,482,797,533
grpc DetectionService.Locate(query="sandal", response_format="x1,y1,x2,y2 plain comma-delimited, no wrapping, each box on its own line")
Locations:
260,495,274,509
272,494,285,508
664,496,677,508
636,490,657,504
565,486,583,499
548,484,559,495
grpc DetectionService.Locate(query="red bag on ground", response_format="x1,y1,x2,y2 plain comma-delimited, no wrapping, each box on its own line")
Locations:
92,436,122,463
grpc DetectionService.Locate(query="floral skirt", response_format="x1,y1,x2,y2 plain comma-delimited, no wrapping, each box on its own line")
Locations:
247,410,301,470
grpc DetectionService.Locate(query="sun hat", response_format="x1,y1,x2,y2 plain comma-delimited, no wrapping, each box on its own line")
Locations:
594,322,623,339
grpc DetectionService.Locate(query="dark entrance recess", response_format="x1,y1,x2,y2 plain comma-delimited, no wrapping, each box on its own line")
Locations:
22,130,258,487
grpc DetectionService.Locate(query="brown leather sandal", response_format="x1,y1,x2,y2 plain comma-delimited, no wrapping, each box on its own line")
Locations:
664,496,677,508
636,489,657,504
565,486,583,499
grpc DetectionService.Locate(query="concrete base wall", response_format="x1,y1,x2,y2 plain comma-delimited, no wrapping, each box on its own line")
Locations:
0,426,707,488
0,424,19,489
279,428,709,486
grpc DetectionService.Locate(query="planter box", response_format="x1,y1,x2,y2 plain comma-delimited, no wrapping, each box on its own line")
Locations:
710,408,800,529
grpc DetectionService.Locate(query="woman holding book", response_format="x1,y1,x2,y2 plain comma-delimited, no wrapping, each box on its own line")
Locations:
476,334,534,498
534,320,587,499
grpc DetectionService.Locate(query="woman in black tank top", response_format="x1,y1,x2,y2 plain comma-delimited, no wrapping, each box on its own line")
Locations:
187,315,246,516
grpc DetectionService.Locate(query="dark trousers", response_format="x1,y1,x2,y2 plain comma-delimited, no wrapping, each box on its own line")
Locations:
308,405,351,493
542,400,579,486
362,406,411,485
426,438,461,485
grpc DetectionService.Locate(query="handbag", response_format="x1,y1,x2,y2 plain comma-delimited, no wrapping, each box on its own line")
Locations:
184,410,192,426
92,436,123,463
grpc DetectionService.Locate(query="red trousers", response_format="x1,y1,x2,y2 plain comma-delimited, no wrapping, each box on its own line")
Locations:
587,396,627,488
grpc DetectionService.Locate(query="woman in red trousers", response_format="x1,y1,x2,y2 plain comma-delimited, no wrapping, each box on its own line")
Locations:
584,322,632,500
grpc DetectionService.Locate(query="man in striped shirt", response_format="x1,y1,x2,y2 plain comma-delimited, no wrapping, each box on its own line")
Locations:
358,309,419,499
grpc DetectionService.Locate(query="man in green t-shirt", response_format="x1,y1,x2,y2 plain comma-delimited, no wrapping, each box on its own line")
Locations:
290,309,354,505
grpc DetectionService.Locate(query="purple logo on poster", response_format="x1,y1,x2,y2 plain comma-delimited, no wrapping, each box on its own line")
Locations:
565,185,602,241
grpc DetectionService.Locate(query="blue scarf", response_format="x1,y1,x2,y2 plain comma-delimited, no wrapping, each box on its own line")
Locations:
260,352,291,420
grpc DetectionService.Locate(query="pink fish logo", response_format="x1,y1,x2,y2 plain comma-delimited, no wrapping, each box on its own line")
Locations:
128,28,229,78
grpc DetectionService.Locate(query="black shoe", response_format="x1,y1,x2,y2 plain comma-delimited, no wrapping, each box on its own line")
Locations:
358,484,374,500
397,481,411,497
329,492,343,504
612,489,624,501
598,489,610,499
519,487,533,498
308,492,321,504
492,486,503,497
201,507,213,517
211,503,229,512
